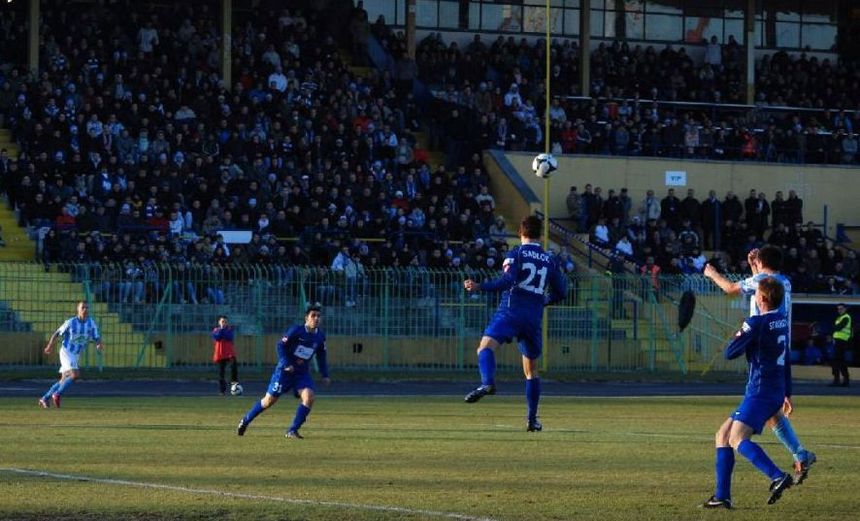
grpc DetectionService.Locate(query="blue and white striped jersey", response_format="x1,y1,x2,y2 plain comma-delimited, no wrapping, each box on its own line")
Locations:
56,316,101,355
740,272,792,322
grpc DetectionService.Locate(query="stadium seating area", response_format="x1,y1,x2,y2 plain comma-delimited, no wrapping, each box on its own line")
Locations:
0,1,520,284
566,182,857,294
416,33,860,164
0,0,857,307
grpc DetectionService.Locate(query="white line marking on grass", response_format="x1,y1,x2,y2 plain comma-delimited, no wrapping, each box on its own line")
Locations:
1,468,498,521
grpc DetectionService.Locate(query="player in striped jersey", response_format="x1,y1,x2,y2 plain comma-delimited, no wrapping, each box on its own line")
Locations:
704,245,816,485
39,301,104,408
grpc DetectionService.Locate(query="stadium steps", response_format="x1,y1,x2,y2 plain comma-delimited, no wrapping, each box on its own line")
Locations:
0,129,33,261
348,65,373,78
0,263,162,367
0,204,36,262
839,227,860,247
0,128,19,155
412,130,445,170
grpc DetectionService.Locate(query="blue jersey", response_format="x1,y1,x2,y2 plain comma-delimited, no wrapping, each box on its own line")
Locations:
725,310,790,400
56,316,101,355
480,242,567,316
739,271,794,395
277,324,329,378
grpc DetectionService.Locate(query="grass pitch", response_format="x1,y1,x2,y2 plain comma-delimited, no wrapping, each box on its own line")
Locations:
1,394,858,521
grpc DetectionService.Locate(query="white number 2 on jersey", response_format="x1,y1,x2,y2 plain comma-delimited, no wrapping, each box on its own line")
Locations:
776,335,787,366
519,262,547,295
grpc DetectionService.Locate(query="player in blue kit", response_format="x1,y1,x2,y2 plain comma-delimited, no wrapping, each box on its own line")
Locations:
703,277,795,508
236,305,330,439
704,245,816,484
462,215,567,431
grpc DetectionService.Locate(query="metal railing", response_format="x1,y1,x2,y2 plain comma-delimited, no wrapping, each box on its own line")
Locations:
0,262,749,375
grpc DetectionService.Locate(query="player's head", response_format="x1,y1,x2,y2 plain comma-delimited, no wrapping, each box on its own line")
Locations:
76,301,89,319
218,315,228,327
519,215,542,241
755,276,785,313
755,245,783,272
305,304,322,329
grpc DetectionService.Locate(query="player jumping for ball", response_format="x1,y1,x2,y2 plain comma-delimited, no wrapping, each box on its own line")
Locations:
462,215,567,432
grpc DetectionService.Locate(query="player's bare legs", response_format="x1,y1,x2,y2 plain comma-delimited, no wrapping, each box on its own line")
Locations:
464,336,500,403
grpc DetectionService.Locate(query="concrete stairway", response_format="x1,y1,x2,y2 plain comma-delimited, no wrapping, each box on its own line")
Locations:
0,263,164,368
0,129,33,261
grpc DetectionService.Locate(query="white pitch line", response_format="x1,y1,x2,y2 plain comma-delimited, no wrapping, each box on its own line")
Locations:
1,467,498,521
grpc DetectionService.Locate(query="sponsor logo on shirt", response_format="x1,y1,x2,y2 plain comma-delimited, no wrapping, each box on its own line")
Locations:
294,345,315,360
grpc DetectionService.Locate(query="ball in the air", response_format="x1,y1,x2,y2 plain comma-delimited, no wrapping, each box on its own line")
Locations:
532,153,558,178
230,383,244,396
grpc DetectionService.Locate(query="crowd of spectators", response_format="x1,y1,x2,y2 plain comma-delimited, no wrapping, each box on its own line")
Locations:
0,1,550,307
414,32,860,165
0,2,857,305
566,182,859,294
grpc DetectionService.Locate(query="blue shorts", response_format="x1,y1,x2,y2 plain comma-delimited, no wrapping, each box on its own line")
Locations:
730,396,783,434
484,310,542,360
267,368,315,398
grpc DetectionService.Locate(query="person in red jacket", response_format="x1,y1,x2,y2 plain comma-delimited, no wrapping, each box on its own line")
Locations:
212,315,238,396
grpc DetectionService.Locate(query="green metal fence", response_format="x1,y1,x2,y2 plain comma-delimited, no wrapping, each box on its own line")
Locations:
0,262,747,374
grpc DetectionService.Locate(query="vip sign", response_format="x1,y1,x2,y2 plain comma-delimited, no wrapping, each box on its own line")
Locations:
665,171,687,186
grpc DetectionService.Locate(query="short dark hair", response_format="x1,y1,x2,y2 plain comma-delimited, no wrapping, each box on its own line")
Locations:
217,315,228,320
305,304,322,315
758,276,785,310
757,245,783,271
519,215,542,240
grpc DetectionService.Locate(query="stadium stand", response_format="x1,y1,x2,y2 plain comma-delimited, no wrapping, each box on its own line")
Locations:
0,0,855,327
416,33,860,164
0,1,517,288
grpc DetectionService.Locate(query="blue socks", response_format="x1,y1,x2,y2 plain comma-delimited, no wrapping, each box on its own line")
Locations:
289,404,311,432
55,378,74,396
42,381,61,401
737,439,783,481
714,447,734,500
525,377,541,422
771,415,805,462
243,400,266,425
478,349,496,386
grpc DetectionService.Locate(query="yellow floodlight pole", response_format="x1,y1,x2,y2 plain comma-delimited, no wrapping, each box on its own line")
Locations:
541,0,551,372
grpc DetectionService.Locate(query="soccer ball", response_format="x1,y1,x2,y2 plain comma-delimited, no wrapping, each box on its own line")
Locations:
532,152,558,178
230,383,243,396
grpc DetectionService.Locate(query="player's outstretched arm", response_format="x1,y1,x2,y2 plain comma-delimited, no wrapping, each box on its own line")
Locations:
463,279,481,292
44,331,60,354
703,263,741,295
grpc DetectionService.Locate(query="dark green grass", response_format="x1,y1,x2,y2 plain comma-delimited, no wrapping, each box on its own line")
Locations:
1,395,858,521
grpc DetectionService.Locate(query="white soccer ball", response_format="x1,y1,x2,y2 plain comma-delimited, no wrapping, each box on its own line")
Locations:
532,152,558,178
230,383,244,396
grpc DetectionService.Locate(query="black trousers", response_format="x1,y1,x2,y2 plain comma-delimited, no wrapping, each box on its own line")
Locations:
832,339,851,382
217,357,238,393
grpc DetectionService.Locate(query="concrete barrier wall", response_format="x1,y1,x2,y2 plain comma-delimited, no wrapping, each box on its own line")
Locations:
504,153,860,235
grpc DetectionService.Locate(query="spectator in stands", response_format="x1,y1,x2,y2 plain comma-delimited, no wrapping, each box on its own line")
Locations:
566,186,581,230
661,188,682,230
700,190,721,249
640,189,660,222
